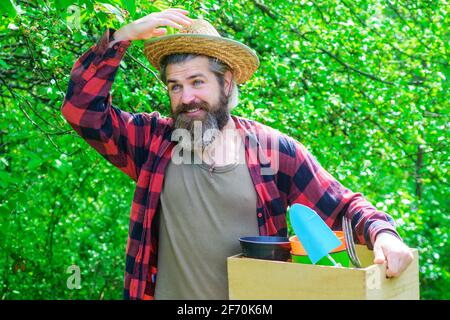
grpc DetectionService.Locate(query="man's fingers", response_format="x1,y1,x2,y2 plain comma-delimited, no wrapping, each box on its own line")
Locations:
164,8,192,20
154,18,184,30
152,28,167,36
373,245,386,264
385,251,413,278
159,12,192,27
117,7,192,41
165,8,190,15
385,255,401,277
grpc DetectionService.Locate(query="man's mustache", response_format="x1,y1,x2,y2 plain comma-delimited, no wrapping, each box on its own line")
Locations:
174,101,210,116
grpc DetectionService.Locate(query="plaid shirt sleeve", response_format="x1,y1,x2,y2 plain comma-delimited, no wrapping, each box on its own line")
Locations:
61,29,158,181
286,137,401,249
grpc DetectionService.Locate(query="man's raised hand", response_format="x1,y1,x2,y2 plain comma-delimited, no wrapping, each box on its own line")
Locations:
113,8,192,42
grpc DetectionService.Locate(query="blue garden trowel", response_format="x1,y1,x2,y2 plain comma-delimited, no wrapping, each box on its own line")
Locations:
290,203,342,266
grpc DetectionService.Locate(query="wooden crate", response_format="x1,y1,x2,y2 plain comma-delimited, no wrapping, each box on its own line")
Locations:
227,245,419,300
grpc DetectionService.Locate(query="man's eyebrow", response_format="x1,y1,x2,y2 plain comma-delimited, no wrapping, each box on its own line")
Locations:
167,73,206,84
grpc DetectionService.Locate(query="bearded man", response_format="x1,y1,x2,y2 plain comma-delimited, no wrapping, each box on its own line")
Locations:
61,8,413,300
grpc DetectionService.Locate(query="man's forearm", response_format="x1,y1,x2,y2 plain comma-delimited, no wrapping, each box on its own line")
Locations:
60,29,144,181
338,190,401,249
287,139,401,249
61,28,131,126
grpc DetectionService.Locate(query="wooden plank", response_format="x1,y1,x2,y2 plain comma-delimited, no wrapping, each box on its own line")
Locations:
227,246,420,300
228,254,368,300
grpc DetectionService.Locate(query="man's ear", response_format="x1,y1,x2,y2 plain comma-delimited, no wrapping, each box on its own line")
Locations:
224,70,233,96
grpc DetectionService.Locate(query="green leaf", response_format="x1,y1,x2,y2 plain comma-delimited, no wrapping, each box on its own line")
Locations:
0,171,19,188
96,11,109,25
0,58,8,70
55,0,77,11
26,156,44,170
152,0,170,11
0,0,17,18
99,3,125,24
122,0,136,18
78,0,94,13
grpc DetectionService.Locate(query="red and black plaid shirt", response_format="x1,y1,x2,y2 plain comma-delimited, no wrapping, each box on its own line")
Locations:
61,29,400,300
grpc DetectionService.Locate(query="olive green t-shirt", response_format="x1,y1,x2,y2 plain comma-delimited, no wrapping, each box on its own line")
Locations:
154,149,259,300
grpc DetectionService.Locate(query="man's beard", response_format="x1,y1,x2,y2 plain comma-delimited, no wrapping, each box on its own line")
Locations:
171,88,230,152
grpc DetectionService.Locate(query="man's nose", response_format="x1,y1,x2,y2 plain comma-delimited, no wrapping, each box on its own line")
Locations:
181,88,196,105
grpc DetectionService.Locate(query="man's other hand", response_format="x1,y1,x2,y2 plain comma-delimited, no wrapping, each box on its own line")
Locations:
373,232,414,278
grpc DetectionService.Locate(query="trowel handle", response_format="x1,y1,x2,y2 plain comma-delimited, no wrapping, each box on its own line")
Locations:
327,254,341,267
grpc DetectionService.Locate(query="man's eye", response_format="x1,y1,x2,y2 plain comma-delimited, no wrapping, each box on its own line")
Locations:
193,80,203,86
171,84,181,92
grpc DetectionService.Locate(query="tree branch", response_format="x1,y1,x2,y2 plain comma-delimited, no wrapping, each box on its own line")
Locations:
251,0,424,87
0,77,81,155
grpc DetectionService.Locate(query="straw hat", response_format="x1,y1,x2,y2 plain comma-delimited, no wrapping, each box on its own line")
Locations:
143,19,260,84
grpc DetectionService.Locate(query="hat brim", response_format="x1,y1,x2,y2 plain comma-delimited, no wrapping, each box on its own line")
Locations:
143,34,259,84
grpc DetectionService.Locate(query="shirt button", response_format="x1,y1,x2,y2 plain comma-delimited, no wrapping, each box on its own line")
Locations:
118,47,124,53
257,213,263,218
89,66,96,73
113,44,119,50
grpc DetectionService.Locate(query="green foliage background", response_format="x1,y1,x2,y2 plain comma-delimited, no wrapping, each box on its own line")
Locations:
0,0,448,299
